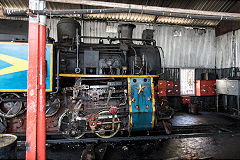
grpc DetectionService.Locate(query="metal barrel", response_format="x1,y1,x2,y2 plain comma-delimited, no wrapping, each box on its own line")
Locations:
188,104,199,114
57,18,81,43
0,134,17,159
117,23,136,43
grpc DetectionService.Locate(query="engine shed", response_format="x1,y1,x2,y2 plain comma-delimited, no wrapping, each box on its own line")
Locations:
1,0,240,159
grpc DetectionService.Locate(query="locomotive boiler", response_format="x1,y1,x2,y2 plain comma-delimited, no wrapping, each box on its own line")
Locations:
0,19,173,138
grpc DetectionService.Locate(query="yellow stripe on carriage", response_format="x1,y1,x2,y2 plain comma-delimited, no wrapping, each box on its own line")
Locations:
0,43,54,92
59,74,159,78
0,54,28,76
0,89,52,92
151,77,156,129
49,44,53,92
128,78,133,131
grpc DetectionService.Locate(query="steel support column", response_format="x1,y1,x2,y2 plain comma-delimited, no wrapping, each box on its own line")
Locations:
26,0,46,159
26,14,39,160
37,1,46,160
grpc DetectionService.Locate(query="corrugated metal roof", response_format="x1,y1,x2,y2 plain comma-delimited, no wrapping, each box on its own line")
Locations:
84,13,156,23
0,0,238,27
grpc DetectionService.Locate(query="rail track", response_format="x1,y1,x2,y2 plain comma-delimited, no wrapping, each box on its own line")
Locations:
16,122,240,145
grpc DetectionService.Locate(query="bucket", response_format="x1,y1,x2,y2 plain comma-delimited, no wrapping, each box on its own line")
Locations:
188,104,199,114
0,134,17,159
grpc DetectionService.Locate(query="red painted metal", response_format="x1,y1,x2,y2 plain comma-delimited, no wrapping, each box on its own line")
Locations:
196,80,201,96
158,80,180,97
26,22,38,160
158,80,217,97
196,80,216,96
86,113,99,132
166,81,173,89
168,81,180,96
180,96,191,104
37,24,46,160
158,80,167,88
158,80,166,96
109,107,117,114
26,1,46,159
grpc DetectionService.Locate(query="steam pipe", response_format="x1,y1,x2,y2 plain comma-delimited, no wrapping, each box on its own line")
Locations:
75,28,80,73
79,36,156,44
54,49,60,93
2,7,240,21
157,46,165,74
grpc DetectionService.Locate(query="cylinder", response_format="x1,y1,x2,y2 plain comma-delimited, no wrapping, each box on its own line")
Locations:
118,24,136,43
188,104,199,114
142,29,154,45
57,18,81,43
0,134,17,159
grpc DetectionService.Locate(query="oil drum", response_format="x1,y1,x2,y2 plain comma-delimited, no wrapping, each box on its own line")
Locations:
0,134,17,159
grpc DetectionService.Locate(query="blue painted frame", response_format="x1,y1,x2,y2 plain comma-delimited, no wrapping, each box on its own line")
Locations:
129,77,155,131
0,42,53,92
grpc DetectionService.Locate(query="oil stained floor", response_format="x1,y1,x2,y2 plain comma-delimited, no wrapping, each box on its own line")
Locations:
17,112,240,160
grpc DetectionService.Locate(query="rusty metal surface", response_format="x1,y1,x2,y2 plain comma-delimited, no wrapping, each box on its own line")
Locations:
6,99,71,134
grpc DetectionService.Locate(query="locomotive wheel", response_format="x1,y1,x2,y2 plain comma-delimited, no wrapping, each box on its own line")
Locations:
46,96,60,117
0,93,22,118
58,110,85,139
95,110,120,138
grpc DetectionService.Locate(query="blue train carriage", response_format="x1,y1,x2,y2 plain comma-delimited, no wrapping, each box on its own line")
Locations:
0,42,54,118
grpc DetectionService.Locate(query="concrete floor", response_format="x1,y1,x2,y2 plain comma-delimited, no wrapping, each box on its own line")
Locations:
172,112,238,126
103,136,240,159
16,112,240,160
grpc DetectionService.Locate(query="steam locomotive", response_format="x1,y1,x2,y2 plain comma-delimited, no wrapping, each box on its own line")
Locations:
0,19,173,138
